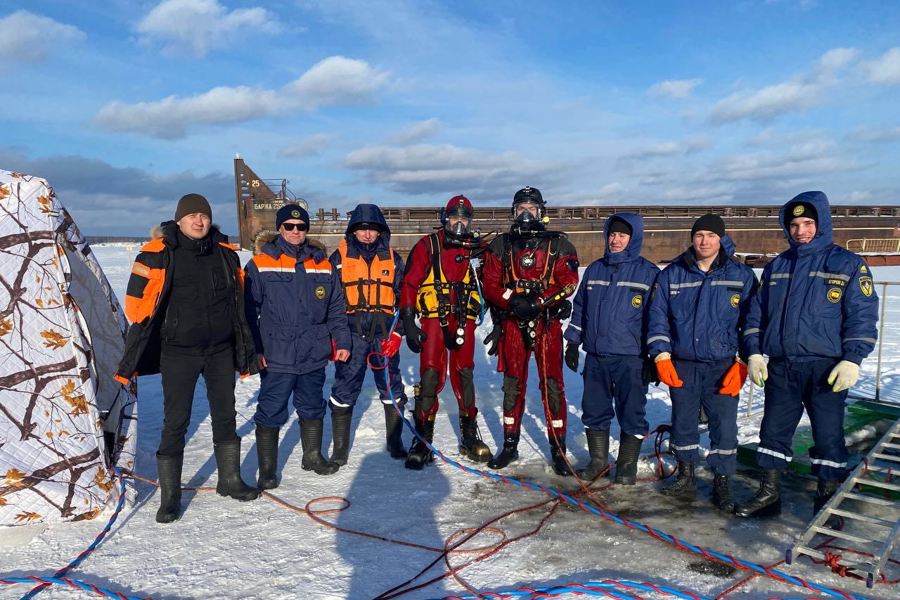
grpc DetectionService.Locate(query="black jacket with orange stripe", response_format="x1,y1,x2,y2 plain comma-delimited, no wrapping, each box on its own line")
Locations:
115,222,259,382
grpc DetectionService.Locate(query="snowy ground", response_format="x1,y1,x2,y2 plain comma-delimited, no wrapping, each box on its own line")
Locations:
2,244,898,600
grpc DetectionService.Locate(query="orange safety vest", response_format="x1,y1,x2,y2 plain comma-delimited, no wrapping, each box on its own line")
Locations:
338,239,396,314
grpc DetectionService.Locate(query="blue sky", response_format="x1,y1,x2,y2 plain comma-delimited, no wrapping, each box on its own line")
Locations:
2,0,900,235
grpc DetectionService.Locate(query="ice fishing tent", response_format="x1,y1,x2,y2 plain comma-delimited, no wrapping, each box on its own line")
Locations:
0,169,137,525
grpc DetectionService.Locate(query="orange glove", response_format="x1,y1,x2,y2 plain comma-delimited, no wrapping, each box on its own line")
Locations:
654,353,683,388
719,360,748,396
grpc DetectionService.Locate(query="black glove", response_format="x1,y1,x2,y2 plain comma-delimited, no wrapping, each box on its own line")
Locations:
401,307,426,353
564,342,580,372
641,357,659,386
484,323,502,356
508,294,541,320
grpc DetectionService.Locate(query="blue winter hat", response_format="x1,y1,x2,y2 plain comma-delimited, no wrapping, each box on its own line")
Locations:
276,203,309,230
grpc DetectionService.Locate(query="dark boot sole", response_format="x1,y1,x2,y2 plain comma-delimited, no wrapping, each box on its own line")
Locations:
487,452,519,470
404,455,434,470
216,487,260,501
331,455,349,466
459,445,492,463
258,478,278,490
734,500,781,518
301,462,340,475
155,507,181,524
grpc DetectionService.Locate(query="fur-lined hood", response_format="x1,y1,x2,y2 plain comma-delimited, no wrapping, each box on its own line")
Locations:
253,229,327,255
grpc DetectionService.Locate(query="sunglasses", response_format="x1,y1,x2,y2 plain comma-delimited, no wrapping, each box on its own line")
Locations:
281,222,308,232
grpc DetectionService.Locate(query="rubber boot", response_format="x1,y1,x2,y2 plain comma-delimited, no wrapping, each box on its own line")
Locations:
383,403,408,460
330,406,353,466
255,425,279,490
614,434,643,485
576,428,610,480
488,433,520,470
814,478,842,529
155,453,183,524
300,419,340,476
404,413,435,470
712,474,734,512
214,439,260,501
734,469,782,518
661,461,696,499
550,436,573,477
459,415,492,462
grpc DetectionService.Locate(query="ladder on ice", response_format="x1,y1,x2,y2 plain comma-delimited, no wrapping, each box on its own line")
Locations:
786,417,900,587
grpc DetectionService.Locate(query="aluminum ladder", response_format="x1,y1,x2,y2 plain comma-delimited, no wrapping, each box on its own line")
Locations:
786,418,900,587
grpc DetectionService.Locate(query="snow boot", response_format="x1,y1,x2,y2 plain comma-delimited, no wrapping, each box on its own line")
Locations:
550,437,573,477
712,474,734,512
488,433,520,470
255,425,279,490
576,428,610,480
459,415,492,463
300,419,340,476
661,461,696,499
330,406,353,466
214,438,260,501
155,453,183,524
383,403,408,460
614,434,643,485
734,469,782,518
404,413,435,470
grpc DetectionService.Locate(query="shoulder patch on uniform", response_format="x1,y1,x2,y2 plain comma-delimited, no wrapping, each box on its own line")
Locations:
860,264,868,273
859,276,873,298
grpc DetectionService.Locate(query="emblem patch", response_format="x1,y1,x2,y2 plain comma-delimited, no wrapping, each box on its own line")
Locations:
860,265,868,273
792,205,804,217
730,293,740,308
631,294,642,308
859,276,873,298
315,285,327,300
291,209,301,218
827,287,842,303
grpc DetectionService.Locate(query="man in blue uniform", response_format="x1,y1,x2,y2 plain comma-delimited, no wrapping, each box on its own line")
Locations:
564,213,659,484
736,191,878,518
647,214,758,511
245,204,352,484
328,204,408,465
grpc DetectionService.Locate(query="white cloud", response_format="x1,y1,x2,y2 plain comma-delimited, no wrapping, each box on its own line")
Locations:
709,47,857,124
94,56,389,138
387,118,443,145
136,0,281,57
623,137,712,159
847,127,900,143
864,47,900,85
279,134,336,158
0,10,85,63
647,78,702,99
343,143,564,198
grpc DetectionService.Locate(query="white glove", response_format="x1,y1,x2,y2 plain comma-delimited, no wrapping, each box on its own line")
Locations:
748,354,768,387
827,360,860,393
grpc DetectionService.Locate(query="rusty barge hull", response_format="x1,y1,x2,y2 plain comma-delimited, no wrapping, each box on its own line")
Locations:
235,158,900,264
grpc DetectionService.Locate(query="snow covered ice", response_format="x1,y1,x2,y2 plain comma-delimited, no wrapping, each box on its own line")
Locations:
1,245,898,600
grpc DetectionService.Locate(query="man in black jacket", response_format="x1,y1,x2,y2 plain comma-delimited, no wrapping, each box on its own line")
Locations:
117,193,259,524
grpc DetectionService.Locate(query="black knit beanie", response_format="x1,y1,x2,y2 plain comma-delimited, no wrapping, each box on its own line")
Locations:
174,193,212,222
786,201,818,224
690,213,725,238
608,217,632,237
276,203,310,230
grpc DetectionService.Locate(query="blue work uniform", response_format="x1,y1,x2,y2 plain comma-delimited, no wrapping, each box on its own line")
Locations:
244,236,351,426
744,191,878,480
647,235,758,475
564,213,659,436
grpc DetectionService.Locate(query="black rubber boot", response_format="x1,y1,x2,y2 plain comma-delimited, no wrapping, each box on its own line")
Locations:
734,469,782,518
383,403,408,460
255,425,279,490
712,474,734,512
488,434,520,470
661,461,696,499
814,478,842,528
576,428,610,480
155,453,183,524
300,419,340,475
214,439,260,501
404,413,435,470
550,436,573,477
614,434,643,485
330,406,353,466
459,415,492,463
